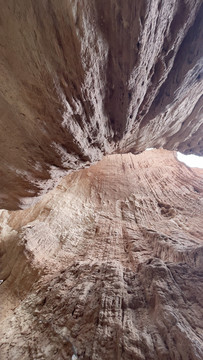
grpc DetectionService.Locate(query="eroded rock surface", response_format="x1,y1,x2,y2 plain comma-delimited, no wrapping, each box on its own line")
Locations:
0,0,203,209
0,150,202,359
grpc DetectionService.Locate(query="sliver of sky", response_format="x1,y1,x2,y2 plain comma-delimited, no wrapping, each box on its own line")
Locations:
145,148,203,169
177,152,203,169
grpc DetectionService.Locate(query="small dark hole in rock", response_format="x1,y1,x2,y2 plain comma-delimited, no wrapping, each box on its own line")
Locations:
193,187,200,193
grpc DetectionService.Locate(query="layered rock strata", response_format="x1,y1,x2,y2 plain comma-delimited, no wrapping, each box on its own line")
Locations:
0,149,202,359
0,0,203,209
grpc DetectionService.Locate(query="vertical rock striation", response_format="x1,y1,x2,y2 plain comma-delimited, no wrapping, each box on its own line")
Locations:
0,0,202,209
0,150,202,359
0,1,202,359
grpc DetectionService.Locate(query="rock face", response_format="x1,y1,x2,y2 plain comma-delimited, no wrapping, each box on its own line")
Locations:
0,2,203,359
0,149,202,359
0,0,203,209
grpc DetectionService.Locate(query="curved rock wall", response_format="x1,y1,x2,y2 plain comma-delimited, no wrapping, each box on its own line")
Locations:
0,0,202,209
0,2,203,358
0,150,202,359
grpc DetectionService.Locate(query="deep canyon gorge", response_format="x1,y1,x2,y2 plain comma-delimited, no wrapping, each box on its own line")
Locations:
0,1,203,359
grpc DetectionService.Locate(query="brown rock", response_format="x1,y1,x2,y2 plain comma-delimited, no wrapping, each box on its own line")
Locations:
0,1,202,209
0,149,202,359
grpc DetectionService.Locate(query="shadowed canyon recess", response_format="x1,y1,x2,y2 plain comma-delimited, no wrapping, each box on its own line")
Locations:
0,1,203,360
0,0,202,210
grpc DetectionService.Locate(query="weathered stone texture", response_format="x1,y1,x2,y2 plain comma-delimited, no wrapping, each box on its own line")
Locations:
0,150,202,359
0,0,202,209
0,1,203,359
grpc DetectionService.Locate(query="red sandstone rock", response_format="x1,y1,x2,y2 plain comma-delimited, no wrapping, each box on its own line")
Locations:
0,2,203,359
0,150,202,359
0,1,202,209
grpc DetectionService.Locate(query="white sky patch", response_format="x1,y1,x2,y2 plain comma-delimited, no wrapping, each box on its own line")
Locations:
177,152,203,168
145,148,203,169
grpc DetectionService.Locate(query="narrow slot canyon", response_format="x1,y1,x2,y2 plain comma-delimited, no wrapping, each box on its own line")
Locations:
0,1,202,359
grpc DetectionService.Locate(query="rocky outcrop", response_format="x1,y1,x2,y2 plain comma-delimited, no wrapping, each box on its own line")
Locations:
0,2,203,359
0,0,203,209
0,149,202,359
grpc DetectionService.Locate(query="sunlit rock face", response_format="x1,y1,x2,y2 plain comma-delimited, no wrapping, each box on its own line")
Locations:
0,150,202,359
0,0,203,209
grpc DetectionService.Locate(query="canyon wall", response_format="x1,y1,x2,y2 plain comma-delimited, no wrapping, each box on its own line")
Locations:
0,1,203,359
0,150,202,359
0,0,203,209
